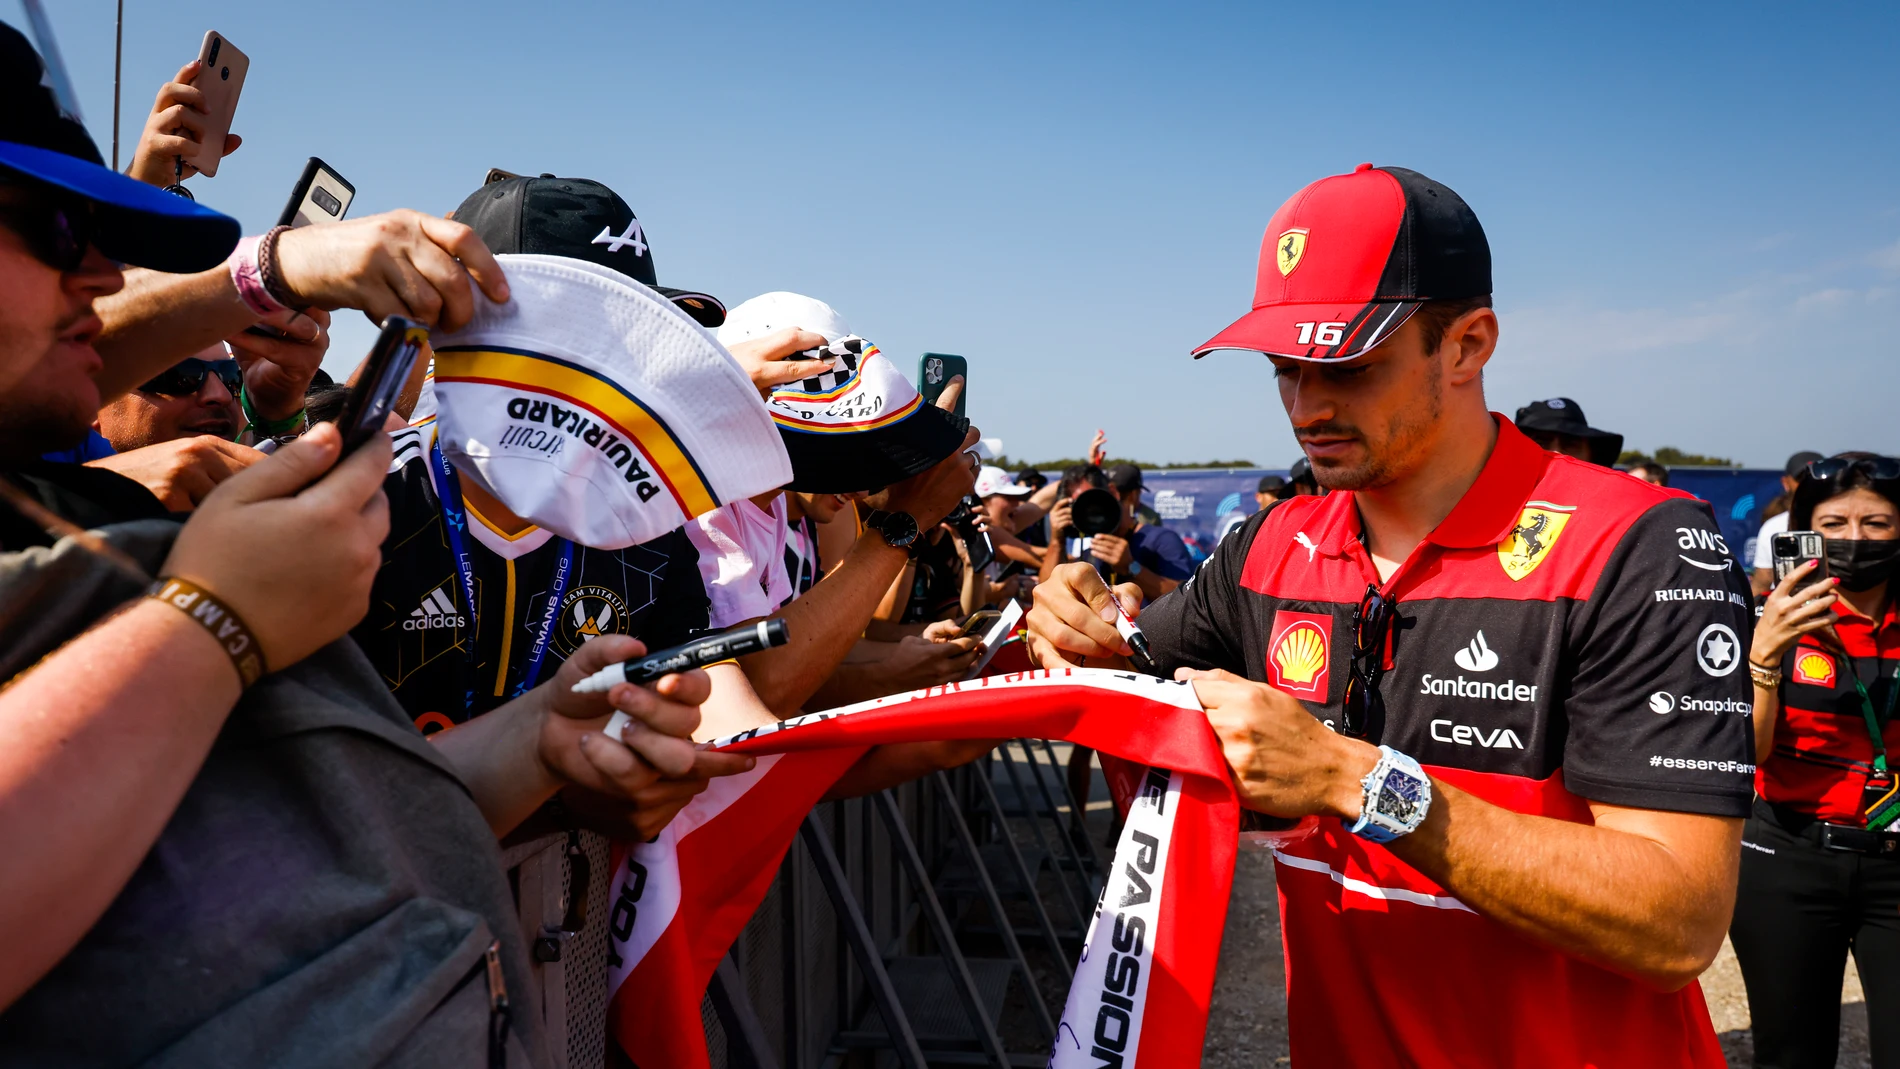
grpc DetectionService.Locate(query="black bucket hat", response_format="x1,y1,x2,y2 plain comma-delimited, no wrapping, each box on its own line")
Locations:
1514,397,1623,466
766,337,969,493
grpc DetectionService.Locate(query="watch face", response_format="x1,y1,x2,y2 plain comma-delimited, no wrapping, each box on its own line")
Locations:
884,511,919,546
1375,773,1425,823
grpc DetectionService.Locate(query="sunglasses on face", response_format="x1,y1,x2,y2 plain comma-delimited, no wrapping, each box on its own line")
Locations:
1340,584,1395,739
0,187,98,274
1807,456,1900,483
139,357,244,398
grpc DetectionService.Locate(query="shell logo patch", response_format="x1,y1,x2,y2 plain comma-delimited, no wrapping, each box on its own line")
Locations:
1498,501,1576,581
1792,649,1836,687
1275,229,1309,277
1268,610,1332,697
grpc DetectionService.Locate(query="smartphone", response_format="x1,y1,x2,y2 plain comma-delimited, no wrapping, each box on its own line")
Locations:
483,167,523,186
1771,531,1829,594
187,31,249,178
276,157,355,228
918,353,968,418
334,316,428,454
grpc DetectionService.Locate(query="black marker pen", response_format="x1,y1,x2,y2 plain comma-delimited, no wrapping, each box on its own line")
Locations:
573,619,789,694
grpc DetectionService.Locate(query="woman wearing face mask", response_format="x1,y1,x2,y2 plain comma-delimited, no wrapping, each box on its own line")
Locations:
1732,451,1900,1069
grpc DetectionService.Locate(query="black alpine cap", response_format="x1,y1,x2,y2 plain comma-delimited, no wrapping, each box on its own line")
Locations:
1514,397,1624,467
0,22,239,273
451,175,726,328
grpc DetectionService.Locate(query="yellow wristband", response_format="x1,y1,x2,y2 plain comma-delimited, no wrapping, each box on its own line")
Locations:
148,577,267,687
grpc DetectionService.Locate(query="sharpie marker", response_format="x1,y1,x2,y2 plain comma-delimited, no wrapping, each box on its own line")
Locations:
573,619,789,695
1105,590,1153,666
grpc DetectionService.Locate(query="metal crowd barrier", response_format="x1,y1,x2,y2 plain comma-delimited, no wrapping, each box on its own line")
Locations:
689,743,1107,1069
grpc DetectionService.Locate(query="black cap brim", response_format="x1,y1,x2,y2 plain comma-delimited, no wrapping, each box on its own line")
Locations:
0,140,240,273
779,406,970,494
655,286,726,328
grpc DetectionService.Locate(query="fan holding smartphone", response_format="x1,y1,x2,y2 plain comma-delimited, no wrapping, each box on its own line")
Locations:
124,32,248,189
1734,451,1900,1068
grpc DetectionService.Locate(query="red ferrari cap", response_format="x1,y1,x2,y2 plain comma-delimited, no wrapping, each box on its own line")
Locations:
1192,163,1490,361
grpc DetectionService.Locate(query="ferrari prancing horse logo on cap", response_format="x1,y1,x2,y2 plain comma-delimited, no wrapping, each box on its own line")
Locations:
1276,229,1309,277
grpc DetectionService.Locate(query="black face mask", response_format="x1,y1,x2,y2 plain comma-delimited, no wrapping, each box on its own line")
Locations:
1825,538,1900,592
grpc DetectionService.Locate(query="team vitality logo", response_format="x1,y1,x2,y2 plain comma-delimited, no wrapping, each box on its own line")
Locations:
406,585,465,630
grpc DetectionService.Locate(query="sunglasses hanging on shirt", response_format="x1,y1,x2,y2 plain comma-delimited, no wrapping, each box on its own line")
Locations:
138,356,244,398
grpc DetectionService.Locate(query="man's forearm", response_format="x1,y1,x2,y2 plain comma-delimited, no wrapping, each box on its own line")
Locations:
427,693,563,837
739,535,909,716
93,267,255,403
0,601,242,1011
1385,782,1742,990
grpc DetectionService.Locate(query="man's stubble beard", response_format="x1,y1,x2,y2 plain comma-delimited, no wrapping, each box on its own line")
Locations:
1311,358,1444,493
0,389,95,466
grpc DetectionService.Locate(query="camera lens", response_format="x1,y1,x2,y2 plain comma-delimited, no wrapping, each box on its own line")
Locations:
221,66,230,80
1070,488,1122,537
311,186,343,217
208,37,221,63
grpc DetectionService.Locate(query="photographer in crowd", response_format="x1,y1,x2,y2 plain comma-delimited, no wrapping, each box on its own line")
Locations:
0,29,728,1061
1039,461,1192,602
1735,452,1900,1068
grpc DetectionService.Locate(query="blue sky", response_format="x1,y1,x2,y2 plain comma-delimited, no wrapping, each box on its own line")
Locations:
16,0,1898,469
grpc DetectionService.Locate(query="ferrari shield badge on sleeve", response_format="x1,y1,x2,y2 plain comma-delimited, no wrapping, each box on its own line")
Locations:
1497,501,1575,581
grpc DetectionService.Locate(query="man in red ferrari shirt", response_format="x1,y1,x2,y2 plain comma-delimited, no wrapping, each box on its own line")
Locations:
1027,164,1755,1067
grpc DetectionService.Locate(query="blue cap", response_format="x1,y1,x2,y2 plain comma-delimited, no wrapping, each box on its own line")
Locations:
0,22,239,273
0,141,241,273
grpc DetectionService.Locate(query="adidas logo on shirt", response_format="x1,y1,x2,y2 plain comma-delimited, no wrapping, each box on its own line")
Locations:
405,586,466,631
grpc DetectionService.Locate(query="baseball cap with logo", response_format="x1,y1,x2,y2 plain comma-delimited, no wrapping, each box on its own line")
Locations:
717,291,853,346
427,254,791,549
1193,163,1490,362
975,465,1032,498
767,337,970,494
0,22,239,272
451,175,726,328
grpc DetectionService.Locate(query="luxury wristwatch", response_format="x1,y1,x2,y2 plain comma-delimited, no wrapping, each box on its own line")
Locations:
861,509,921,553
1347,745,1432,843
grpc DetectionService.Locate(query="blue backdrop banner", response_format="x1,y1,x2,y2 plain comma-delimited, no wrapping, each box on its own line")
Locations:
1127,467,1784,568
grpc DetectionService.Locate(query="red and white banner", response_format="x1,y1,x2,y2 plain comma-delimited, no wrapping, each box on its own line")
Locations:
601,668,1240,1068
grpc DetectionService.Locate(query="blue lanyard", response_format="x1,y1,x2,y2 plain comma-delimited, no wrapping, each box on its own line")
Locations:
429,444,574,708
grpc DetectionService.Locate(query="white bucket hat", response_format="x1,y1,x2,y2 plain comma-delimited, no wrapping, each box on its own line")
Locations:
716,291,852,346
428,254,792,549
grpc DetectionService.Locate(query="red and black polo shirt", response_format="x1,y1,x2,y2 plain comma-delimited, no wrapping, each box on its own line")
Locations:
1140,416,1755,1069
1760,601,1900,823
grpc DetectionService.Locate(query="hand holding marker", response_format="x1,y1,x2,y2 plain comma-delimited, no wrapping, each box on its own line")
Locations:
574,620,789,742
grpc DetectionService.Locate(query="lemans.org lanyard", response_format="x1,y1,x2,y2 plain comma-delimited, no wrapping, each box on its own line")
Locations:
429,444,574,709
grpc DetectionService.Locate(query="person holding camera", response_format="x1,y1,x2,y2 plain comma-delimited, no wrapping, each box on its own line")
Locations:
1040,462,1193,602
1734,452,1900,1069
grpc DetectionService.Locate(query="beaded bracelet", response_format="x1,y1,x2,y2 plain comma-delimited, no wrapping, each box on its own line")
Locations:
255,224,298,308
